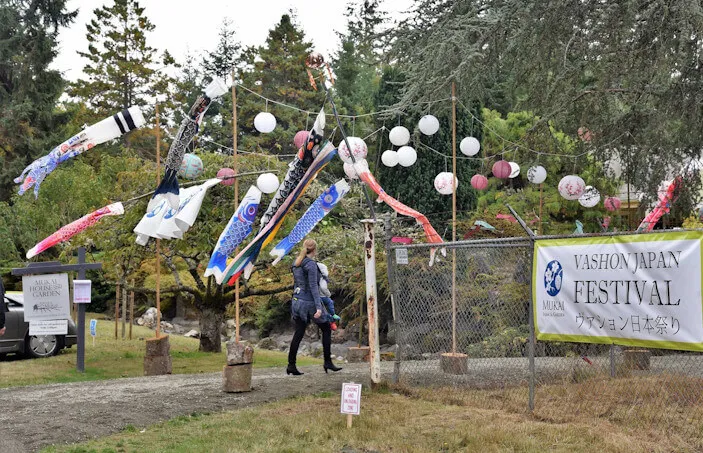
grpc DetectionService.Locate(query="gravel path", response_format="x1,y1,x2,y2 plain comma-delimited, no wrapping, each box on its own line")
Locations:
0,362,386,453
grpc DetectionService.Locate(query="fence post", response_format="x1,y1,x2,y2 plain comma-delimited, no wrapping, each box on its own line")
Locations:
362,219,381,386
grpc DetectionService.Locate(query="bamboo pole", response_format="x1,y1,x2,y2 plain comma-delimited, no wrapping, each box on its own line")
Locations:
232,70,240,344
129,279,134,340
114,282,120,339
155,103,161,338
451,82,457,354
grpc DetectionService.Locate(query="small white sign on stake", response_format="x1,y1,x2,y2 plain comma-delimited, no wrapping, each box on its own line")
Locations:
395,248,408,265
73,280,92,304
29,319,68,335
341,382,362,428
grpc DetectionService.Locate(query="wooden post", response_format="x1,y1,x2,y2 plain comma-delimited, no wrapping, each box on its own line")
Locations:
155,103,161,338
114,282,120,339
129,279,134,340
539,183,544,235
346,414,353,428
451,81,457,354
232,70,240,343
121,282,126,339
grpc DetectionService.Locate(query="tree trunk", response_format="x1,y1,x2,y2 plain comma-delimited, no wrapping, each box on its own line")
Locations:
199,307,224,352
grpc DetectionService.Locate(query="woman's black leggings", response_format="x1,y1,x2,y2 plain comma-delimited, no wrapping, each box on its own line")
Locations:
288,317,332,365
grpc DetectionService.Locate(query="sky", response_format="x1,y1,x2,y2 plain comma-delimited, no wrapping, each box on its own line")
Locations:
52,0,414,81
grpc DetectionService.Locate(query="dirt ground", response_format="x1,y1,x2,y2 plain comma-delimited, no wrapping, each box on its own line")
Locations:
0,362,382,453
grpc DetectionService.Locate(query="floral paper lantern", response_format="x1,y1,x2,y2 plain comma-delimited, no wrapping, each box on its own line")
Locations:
381,150,399,167
293,130,308,149
434,172,458,195
471,174,488,190
509,162,520,178
492,160,512,179
604,196,622,211
527,165,547,184
254,112,276,133
397,146,417,167
217,167,236,186
338,137,368,164
418,115,440,135
578,186,601,208
389,126,410,146
460,137,480,156
344,159,369,180
178,153,204,179
256,173,279,194
558,175,586,200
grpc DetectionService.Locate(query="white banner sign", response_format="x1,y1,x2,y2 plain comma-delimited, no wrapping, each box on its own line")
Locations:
29,319,68,335
533,232,703,351
340,382,362,415
22,273,71,321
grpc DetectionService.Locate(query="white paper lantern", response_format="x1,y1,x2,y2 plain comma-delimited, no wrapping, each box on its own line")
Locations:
527,165,547,184
418,115,440,135
434,172,458,195
460,136,480,156
337,137,368,164
254,112,276,133
381,150,399,167
389,126,410,146
578,186,601,208
397,146,417,167
558,175,586,200
509,162,520,178
343,159,369,180
256,172,279,194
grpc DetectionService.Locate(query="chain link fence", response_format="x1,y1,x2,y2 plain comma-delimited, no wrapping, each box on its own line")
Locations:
388,233,703,443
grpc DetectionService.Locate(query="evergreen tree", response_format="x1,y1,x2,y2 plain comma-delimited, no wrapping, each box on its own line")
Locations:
0,0,77,201
68,0,176,116
202,18,241,81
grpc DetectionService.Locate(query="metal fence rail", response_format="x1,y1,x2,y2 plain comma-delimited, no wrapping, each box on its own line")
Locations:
388,233,703,440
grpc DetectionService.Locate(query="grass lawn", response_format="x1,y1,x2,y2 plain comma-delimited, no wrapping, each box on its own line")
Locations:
39,385,696,453
0,313,319,388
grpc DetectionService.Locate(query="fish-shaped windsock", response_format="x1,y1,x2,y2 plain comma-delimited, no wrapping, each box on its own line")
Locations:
637,175,683,232
149,78,228,211
270,179,349,265
15,108,145,198
220,142,338,285
27,203,124,259
354,162,444,264
204,185,262,282
258,108,325,231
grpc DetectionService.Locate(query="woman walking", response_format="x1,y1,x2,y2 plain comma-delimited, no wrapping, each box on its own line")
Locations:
287,239,342,376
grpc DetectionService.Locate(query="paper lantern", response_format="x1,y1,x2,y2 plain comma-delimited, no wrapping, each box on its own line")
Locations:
527,165,547,184
578,186,601,208
397,146,417,167
178,153,203,179
338,137,368,164
293,130,308,149
418,115,440,135
578,127,593,142
254,112,276,133
389,126,410,146
305,52,325,69
460,137,480,156
344,159,369,180
471,174,488,190
604,196,621,211
434,172,458,195
217,167,236,186
509,162,520,178
492,160,511,179
381,150,399,167
605,159,622,178
256,173,279,194
558,175,586,200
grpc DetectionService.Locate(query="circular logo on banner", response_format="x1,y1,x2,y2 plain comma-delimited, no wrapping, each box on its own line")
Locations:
544,260,563,296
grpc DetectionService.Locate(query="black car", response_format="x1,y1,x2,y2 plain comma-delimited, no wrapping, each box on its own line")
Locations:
0,292,77,358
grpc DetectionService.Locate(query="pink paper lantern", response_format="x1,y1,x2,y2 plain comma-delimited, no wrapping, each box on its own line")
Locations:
604,197,622,211
471,174,488,190
558,175,586,200
293,130,308,149
217,167,236,186
492,160,512,179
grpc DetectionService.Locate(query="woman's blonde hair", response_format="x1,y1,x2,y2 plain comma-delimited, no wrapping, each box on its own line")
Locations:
294,239,317,266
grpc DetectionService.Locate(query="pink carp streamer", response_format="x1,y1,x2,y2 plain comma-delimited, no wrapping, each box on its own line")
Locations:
27,202,124,259
637,176,683,232
355,164,444,263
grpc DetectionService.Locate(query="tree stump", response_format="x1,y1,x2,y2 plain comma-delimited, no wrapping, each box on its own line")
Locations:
624,349,651,370
223,341,254,393
347,346,370,363
144,335,172,376
440,352,468,375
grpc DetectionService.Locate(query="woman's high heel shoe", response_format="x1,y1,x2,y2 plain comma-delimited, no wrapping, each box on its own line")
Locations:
286,365,303,375
323,361,342,373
